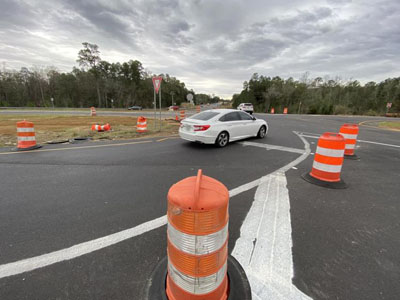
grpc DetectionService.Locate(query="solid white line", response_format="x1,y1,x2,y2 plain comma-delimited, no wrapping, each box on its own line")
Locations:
300,134,400,149
240,141,305,154
231,131,312,299
357,139,400,148
0,216,167,279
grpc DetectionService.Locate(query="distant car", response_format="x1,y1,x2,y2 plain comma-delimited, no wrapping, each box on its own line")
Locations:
179,109,268,147
169,105,179,111
237,103,254,114
128,106,142,110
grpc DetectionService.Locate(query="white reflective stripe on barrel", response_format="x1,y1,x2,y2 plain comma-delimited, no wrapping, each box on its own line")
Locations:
168,222,228,255
137,122,147,125
17,136,36,141
316,146,344,158
312,161,342,173
168,261,227,295
17,128,35,133
137,128,146,131
345,144,355,149
340,133,357,139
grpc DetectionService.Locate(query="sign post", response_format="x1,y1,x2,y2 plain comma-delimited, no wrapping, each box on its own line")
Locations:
152,76,162,131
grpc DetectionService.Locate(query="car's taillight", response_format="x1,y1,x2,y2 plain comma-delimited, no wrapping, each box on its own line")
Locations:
193,125,210,131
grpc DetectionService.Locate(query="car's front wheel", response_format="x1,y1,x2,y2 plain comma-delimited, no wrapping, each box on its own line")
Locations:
216,131,229,147
257,125,267,138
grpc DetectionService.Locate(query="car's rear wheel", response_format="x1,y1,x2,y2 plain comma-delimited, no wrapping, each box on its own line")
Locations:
257,125,267,138
216,131,229,147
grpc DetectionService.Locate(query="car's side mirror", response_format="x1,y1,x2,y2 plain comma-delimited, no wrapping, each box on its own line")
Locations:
252,116,256,121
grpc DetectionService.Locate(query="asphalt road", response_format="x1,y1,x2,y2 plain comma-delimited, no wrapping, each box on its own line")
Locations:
0,114,399,300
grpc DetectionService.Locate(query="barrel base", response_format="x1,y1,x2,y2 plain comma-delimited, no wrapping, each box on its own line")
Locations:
13,144,42,152
344,154,359,160
144,255,251,300
301,172,347,189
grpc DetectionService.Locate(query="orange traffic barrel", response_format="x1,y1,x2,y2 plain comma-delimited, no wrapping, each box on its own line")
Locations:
180,110,185,120
339,124,359,159
144,170,251,300
15,120,41,151
196,105,201,113
137,116,147,133
91,123,111,132
283,107,288,114
302,132,347,189
270,108,275,114
90,107,96,116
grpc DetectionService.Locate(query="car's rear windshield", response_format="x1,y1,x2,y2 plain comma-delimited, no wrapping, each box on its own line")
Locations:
188,111,219,120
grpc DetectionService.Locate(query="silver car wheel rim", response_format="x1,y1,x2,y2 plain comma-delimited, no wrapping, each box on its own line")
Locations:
260,127,266,137
219,133,228,146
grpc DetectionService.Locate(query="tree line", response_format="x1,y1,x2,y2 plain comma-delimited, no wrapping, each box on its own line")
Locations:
232,73,400,115
0,43,208,109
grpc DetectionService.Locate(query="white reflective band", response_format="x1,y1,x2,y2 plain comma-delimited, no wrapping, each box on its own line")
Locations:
168,261,226,295
340,133,357,139
168,222,228,255
137,128,146,131
137,122,147,125
345,144,355,149
17,128,35,132
95,125,100,130
312,161,342,173
17,136,36,141
316,147,344,158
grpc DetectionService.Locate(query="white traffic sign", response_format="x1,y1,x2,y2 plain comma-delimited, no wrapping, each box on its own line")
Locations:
387,102,392,108
186,93,193,101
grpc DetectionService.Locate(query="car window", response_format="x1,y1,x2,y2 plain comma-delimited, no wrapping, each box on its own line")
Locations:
239,111,253,120
189,111,219,120
220,112,241,122
245,103,253,106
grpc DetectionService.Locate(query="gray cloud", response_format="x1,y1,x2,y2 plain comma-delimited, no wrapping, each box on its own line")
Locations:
0,0,399,97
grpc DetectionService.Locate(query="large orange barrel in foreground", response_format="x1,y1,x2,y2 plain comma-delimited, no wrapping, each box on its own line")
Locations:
180,110,185,120
166,170,229,300
144,170,251,300
339,124,359,159
16,121,41,151
302,132,347,189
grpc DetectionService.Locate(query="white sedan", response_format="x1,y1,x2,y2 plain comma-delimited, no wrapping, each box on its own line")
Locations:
179,109,268,147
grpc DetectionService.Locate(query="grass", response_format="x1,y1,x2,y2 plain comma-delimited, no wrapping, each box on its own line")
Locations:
379,121,400,130
0,115,180,147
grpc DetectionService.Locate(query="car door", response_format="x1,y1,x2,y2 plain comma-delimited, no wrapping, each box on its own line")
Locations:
219,112,242,140
238,111,258,137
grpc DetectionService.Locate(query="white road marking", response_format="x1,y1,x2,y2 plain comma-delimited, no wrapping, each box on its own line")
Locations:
232,132,312,299
0,216,167,279
356,139,400,148
240,141,305,154
299,133,400,149
0,131,312,300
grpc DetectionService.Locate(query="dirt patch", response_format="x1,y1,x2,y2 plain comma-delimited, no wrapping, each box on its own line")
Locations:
0,115,180,147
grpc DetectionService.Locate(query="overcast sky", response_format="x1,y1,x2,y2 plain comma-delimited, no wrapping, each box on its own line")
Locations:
1,0,399,98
